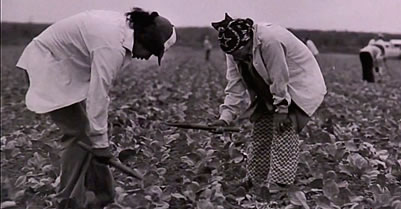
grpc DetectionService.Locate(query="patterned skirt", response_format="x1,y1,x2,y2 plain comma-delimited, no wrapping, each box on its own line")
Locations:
247,114,300,186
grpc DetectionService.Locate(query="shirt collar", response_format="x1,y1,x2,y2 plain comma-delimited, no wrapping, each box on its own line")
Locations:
252,23,273,53
252,24,261,53
163,27,176,51
122,25,134,53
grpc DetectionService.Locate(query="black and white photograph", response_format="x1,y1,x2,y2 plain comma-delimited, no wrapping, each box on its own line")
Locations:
1,0,401,208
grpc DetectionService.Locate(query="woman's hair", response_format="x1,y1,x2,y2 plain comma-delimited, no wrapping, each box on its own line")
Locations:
125,7,159,29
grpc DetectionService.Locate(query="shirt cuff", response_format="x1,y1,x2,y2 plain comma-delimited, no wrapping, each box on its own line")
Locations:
219,110,234,124
90,133,109,148
275,105,289,114
274,99,290,114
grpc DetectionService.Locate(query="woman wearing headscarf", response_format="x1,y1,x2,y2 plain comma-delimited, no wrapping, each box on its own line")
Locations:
16,7,176,208
210,14,326,208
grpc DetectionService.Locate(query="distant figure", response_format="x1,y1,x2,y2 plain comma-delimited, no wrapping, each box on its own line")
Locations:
360,34,386,82
203,35,213,61
303,37,319,57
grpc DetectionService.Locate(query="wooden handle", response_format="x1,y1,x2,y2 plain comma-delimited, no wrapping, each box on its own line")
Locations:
164,122,240,132
77,141,143,180
108,159,143,180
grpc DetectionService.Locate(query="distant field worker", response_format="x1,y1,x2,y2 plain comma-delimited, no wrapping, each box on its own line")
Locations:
303,37,319,57
209,13,326,208
203,35,213,61
359,40,386,83
16,8,176,208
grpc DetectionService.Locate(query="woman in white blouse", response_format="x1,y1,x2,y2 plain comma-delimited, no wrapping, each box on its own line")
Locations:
16,7,176,208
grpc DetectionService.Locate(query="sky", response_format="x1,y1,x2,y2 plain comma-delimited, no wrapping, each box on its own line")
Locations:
1,0,401,34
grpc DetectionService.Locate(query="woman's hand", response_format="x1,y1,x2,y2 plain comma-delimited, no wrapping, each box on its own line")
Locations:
92,147,113,164
273,113,291,132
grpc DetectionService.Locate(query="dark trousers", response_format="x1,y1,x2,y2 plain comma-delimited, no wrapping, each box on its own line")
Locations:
359,52,375,82
205,49,211,61
49,102,114,208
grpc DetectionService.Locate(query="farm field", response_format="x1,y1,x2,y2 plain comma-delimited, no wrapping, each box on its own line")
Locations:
1,44,401,208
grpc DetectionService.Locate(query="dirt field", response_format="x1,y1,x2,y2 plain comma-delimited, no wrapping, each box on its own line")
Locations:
1,44,401,208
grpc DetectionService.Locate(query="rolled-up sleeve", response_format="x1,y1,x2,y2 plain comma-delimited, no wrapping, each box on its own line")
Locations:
261,40,291,113
86,47,125,148
219,55,248,123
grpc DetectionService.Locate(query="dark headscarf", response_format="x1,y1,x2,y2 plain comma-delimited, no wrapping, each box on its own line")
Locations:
212,13,253,53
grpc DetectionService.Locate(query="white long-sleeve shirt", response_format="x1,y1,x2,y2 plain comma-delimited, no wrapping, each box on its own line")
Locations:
16,10,134,148
219,23,327,123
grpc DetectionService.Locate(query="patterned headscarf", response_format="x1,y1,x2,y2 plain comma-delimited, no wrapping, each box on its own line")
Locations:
212,14,254,53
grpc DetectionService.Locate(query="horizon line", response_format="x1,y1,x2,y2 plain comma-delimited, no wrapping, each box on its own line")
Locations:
1,21,400,36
